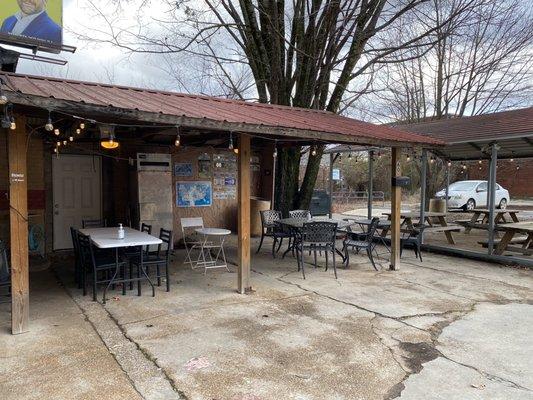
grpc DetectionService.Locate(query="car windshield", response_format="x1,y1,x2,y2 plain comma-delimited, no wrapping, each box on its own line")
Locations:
448,181,480,191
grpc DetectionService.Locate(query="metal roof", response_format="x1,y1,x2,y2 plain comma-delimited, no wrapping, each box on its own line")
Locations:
0,72,442,147
399,108,533,160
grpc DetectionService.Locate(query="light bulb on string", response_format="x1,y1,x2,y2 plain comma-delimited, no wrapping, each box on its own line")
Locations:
406,154,411,162
63,140,67,146
273,143,277,158
228,132,234,150
69,135,74,142
45,111,53,131
311,147,317,156
174,125,181,147
447,161,452,167
348,153,352,159
56,141,61,147
54,128,60,136
79,122,85,130
9,116,16,130
233,147,239,154
478,159,482,165
76,128,81,135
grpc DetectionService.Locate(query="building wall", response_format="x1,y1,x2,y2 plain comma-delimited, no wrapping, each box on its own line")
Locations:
1,131,272,252
467,159,533,198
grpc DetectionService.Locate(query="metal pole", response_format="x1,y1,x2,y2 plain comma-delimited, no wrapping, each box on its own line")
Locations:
487,144,498,255
367,150,374,219
419,150,428,241
329,153,334,218
445,163,450,212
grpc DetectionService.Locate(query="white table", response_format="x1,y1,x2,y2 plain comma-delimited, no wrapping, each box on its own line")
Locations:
80,227,162,302
194,228,231,274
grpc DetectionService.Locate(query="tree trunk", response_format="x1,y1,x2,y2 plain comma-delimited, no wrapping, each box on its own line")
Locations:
297,145,325,209
274,147,301,216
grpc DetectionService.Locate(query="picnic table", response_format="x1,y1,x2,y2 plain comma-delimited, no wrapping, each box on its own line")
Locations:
463,209,520,233
381,211,462,245
494,222,533,256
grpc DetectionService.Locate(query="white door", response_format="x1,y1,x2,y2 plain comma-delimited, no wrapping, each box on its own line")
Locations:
53,155,102,249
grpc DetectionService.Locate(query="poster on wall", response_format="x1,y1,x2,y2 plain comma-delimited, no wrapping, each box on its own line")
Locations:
213,153,238,200
0,0,63,49
198,153,212,179
174,162,193,177
177,181,212,207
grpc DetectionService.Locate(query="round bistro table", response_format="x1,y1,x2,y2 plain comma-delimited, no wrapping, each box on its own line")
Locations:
194,228,231,274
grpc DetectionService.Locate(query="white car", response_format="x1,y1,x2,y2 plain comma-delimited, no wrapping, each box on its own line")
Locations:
435,180,510,211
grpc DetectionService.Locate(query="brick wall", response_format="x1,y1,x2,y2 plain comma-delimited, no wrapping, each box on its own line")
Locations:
467,158,533,198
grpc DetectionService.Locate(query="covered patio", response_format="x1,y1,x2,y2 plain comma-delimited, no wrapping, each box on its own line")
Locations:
0,71,441,335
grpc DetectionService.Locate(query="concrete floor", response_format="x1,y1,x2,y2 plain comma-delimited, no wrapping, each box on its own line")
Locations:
0,239,532,400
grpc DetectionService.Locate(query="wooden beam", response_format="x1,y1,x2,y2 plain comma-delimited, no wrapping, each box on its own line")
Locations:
8,114,30,334
390,147,401,271
237,134,252,294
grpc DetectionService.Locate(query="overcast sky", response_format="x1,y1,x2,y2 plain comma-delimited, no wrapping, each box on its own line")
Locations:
13,0,180,90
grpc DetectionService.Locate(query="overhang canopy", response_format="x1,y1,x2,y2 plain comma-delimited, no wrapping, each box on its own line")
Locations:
400,107,533,160
0,72,442,148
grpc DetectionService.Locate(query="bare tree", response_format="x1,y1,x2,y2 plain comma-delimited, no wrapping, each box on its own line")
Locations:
77,0,479,214
357,0,533,123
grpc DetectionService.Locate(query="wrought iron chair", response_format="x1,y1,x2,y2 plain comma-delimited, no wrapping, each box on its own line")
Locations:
0,240,10,296
295,221,338,279
82,219,107,229
77,232,127,301
130,228,173,292
342,217,380,270
256,210,293,257
124,223,152,289
400,225,425,262
288,209,312,220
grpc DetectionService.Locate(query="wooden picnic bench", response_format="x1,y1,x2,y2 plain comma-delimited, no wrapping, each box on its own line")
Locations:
494,222,533,256
381,211,462,245
464,209,520,234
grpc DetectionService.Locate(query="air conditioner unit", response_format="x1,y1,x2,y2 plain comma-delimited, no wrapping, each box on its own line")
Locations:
137,153,172,172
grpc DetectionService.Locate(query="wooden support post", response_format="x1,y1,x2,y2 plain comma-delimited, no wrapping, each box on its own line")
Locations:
390,147,401,271
237,133,252,293
8,114,30,334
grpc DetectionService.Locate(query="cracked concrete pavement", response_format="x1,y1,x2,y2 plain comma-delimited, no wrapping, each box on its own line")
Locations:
1,238,532,400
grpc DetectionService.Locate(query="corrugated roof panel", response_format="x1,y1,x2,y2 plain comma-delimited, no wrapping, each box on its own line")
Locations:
1,71,442,145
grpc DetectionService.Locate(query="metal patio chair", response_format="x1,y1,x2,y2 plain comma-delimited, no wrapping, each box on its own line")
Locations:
400,225,426,262
288,209,312,220
342,217,380,270
130,228,173,293
124,223,152,289
295,221,338,279
180,217,214,268
256,210,293,257
77,232,127,301
82,219,107,229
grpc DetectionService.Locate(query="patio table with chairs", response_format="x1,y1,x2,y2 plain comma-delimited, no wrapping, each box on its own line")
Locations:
75,225,172,303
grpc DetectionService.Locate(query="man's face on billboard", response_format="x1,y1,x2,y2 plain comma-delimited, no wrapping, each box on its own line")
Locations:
17,0,46,15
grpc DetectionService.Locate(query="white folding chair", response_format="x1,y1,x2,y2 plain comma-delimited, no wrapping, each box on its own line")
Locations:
180,217,214,268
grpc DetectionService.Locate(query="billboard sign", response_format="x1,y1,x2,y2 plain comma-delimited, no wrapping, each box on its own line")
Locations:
0,0,62,51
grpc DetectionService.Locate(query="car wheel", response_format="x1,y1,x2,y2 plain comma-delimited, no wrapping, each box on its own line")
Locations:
498,198,507,209
464,198,476,211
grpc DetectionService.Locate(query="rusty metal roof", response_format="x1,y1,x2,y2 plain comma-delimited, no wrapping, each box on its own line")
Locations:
0,72,442,147
400,107,533,160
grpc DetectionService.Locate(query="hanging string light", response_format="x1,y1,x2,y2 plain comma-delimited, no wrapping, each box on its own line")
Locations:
0,90,7,105
54,128,60,136
9,115,16,130
273,140,277,158
174,125,181,147
79,122,85,130
228,132,234,150
348,152,352,159
69,135,74,142
45,110,53,131
311,146,317,156
447,160,452,167
76,128,81,135
406,154,411,162
62,140,67,146
430,156,435,164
